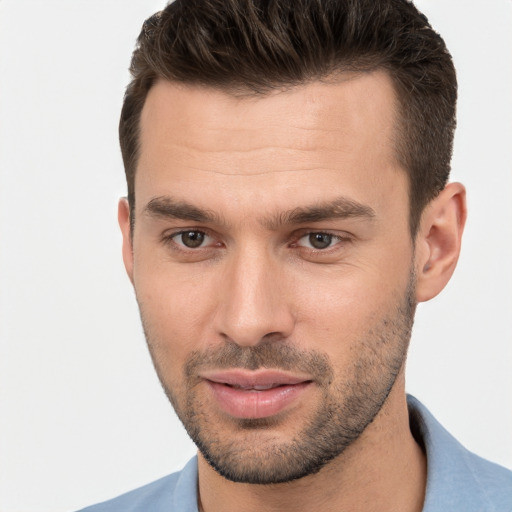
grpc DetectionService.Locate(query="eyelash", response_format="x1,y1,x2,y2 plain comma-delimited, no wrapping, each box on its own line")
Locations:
162,229,351,254
162,230,217,250
295,232,348,250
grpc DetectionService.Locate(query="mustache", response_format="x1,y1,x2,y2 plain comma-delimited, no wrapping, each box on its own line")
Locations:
185,339,334,385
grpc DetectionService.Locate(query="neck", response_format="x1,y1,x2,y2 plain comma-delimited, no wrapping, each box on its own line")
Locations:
197,378,426,512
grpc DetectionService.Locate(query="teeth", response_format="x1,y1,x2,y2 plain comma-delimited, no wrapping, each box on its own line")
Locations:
231,384,279,390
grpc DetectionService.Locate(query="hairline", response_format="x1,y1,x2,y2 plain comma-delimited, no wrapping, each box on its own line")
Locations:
127,67,421,239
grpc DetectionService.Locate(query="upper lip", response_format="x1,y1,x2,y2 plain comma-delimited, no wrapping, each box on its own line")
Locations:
200,369,312,389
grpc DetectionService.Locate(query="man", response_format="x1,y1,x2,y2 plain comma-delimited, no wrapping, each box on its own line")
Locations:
80,0,512,510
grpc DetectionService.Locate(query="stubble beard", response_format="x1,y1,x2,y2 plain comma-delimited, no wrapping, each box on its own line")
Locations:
140,274,416,485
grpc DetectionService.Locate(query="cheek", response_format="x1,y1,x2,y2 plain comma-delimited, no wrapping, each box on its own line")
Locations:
134,265,218,368
293,267,392,317
290,261,411,352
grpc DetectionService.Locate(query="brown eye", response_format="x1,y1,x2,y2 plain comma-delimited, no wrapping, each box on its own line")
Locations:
308,233,333,249
177,231,206,248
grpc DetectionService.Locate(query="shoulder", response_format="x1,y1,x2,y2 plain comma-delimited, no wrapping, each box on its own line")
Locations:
451,433,512,507
76,457,198,512
407,395,512,511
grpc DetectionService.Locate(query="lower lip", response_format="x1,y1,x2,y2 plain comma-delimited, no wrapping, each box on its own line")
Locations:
206,381,311,419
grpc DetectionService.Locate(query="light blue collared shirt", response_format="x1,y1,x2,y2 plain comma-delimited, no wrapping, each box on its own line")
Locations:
78,395,512,511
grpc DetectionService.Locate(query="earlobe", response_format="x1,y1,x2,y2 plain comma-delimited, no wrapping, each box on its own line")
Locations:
415,182,467,303
118,198,135,285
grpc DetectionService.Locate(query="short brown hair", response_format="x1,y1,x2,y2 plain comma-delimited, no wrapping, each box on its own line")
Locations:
120,0,457,235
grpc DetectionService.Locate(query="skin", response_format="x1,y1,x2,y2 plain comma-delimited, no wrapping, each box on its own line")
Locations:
119,71,466,512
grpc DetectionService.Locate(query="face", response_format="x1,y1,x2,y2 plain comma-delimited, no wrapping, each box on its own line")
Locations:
122,72,417,484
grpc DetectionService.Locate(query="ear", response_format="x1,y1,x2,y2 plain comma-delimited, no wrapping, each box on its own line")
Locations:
414,182,467,303
118,198,135,285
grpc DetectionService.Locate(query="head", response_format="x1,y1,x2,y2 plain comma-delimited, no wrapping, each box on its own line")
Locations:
118,0,466,485
120,0,457,237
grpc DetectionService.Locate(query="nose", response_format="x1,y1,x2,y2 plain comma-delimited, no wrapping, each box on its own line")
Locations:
213,247,295,347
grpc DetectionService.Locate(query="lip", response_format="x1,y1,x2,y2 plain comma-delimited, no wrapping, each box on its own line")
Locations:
201,370,313,419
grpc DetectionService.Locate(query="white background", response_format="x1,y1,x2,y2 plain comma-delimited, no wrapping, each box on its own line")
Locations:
0,1,511,511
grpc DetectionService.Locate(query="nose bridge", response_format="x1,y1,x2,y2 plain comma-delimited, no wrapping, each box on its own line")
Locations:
214,242,294,346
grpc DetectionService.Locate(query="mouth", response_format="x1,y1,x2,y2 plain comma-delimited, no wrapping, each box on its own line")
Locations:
201,370,313,419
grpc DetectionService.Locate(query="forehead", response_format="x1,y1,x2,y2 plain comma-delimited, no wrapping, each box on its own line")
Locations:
136,72,406,223
139,72,399,167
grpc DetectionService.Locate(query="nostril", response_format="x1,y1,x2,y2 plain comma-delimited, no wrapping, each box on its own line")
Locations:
260,332,290,343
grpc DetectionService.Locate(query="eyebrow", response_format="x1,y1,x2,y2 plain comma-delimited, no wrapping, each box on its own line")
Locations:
264,197,376,229
143,196,221,223
142,195,375,228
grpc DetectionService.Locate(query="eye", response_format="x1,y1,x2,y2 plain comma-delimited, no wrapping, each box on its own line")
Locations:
172,230,212,249
296,232,341,250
